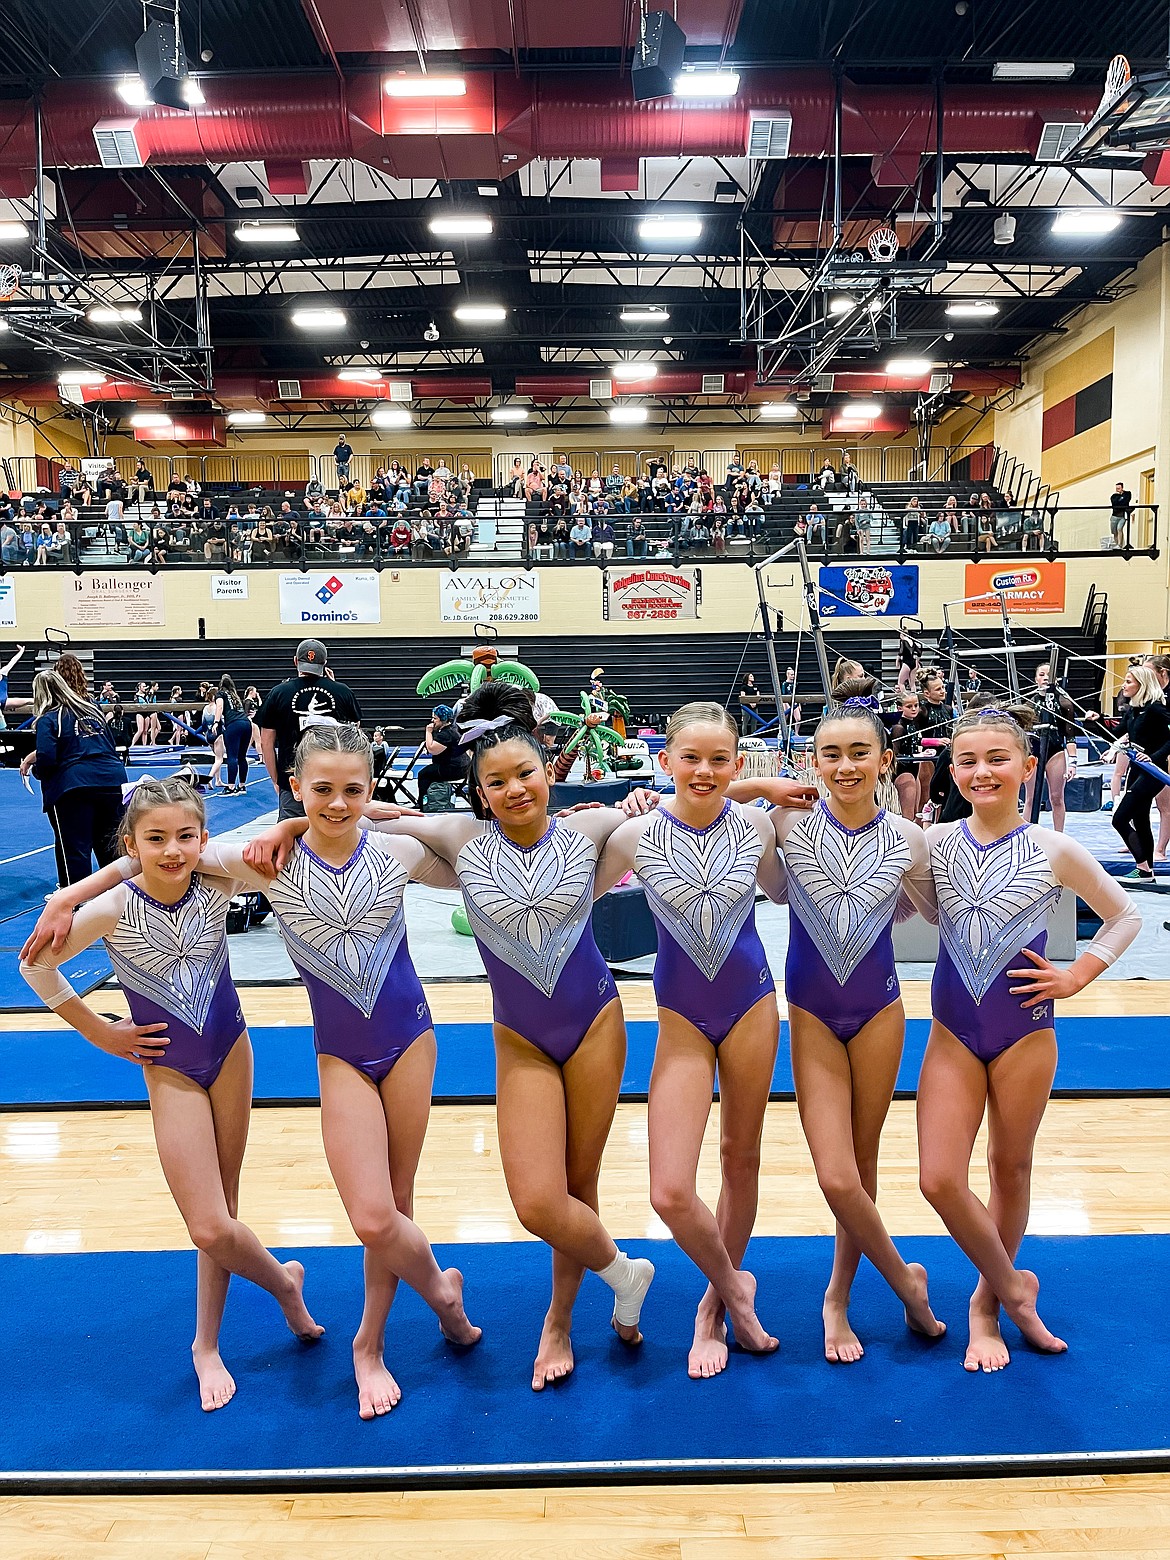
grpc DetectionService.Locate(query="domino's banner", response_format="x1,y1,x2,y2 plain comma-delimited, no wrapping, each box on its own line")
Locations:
818,563,919,618
0,575,15,628
278,570,381,625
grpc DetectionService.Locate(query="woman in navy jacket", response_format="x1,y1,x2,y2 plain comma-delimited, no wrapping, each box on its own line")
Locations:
22,668,128,886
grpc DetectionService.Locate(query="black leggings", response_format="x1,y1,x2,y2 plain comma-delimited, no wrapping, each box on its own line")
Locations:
222,717,251,787
1112,768,1165,868
47,786,124,888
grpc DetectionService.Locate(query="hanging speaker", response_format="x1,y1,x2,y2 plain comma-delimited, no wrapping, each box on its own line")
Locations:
135,19,190,111
631,11,687,103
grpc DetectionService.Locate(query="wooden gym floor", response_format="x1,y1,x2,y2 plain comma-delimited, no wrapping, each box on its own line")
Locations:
4,978,1170,1559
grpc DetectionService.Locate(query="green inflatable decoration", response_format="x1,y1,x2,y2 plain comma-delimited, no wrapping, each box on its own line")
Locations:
542,692,626,777
451,905,473,937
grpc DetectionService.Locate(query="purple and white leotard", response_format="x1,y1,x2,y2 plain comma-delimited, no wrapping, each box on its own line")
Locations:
20,873,247,1090
454,817,616,1064
200,834,439,1085
775,802,933,1043
632,801,775,1045
927,819,1140,1062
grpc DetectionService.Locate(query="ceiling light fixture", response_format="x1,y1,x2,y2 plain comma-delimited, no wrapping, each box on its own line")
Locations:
945,299,1000,317
384,75,466,98
491,406,530,423
991,61,1076,80
620,305,670,322
116,76,153,106
181,78,205,105
610,404,649,425
1051,208,1122,234
226,410,267,425
87,305,143,323
57,369,107,385
454,303,507,322
130,412,173,428
828,296,856,316
429,215,493,236
0,220,29,243
672,69,741,98
337,368,384,383
757,403,798,419
638,215,703,242
886,357,931,375
370,408,413,428
236,222,299,243
611,361,659,382
291,307,347,329
841,401,883,417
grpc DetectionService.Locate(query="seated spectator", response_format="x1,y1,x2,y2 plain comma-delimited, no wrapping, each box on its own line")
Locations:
804,503,826,549
33,522,56,566
283,518,305,560
840,453,859,493
132,461,153,506
569,517,592,559
552,516,570,559
624,514,649,557
0,517,19,567
230,523,252,564
169,520,191,556
592,518,615,559
304,475,325,502
389,516,412,557
1021,507,1046,551
835,510,860,555
977,509,997,552
151,524,171,567
744,461,763,496
941,494,961,537
818,458,837,491
126,520,151,563
743,496,765,537
605,464,624,500
414,458,435,499
921,513,952,553
203,519,227,563
252,517,275,560
767,464,782,499
47,520,73,564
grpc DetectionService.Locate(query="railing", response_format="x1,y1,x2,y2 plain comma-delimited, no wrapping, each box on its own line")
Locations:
0,502,1156,575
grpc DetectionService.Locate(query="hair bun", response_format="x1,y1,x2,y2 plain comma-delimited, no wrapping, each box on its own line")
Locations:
458,679,536,733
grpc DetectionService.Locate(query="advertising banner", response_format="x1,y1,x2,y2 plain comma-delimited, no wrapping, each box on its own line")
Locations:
602,566,701,622
438,570,540,624
818,564,919,618
0,576,14,629
964,561,1066,614
278,571,381,626
64,574,165,628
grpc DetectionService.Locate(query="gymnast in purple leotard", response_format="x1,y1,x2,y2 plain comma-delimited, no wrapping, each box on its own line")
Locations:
916,704,1140,1375
923,702,1141,1372
21,777,324,1414
216,722,482,1419
360,681,655,1393
601,702,817,1380
729,679,947,1365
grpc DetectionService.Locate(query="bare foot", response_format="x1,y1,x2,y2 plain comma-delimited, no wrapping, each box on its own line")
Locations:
823,1296,864,1364
903,1263,947,1342
192,1345,236,1412
965,1303,1011,1373
280,1260,325,1341
1002,1269,1067,1355
688,1295,729,1379
532,1315,574,1391
726,1270,779,1357
437,1268,482,1347
354,1346,401,1420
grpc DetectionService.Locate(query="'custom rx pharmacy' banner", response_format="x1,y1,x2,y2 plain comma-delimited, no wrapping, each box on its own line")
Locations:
278,571,381,625
818,563,919,618
603,566,701,621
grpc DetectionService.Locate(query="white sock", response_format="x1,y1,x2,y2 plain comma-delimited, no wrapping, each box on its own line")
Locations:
597,1250,655,1328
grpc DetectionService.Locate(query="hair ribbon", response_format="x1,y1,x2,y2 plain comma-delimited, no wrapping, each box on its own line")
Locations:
459,713,516,746
842,695,881,711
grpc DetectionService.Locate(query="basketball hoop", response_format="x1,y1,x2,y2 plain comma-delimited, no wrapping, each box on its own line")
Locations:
1101,53,1132,115
0,263,21,302
865,227,899,263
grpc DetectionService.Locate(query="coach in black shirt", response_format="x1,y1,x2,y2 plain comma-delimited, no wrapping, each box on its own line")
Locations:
256,638,362,818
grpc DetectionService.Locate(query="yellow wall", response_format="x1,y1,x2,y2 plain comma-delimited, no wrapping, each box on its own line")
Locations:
3,555,1164,642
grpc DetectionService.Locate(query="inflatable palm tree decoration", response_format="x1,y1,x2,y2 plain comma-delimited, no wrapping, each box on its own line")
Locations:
416,644,539,700
544,693,626,779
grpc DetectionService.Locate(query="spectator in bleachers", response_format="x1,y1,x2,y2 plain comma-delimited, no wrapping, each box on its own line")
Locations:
412,456,434,499
841,452,859,494
569,516,592,559
368,467,388,504
625,513,649,557
126,518,150,564
853,491,876,553
132,461,153,506
32,522,54,566
817,457,836,491
744,460,763,496
283,516,305,561
251,515,275,560
96,461,121,501
711,514,727,555
804,501,826,550
901,494,922,550
333,435,353,484
592,516,616,560
1109,481,1132,545
388,516,412,557
304,473,325,503
104,490,125,537
203,516,227,564
834,509,860,555
57,462,80,500
941,494,961,538
1021,507,1046,551
724,454,743,494
149,522,171,567
767,463,782,500
605,464,623,500
921,511,952,553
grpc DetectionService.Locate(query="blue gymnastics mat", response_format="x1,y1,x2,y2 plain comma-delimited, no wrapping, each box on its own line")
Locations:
0,769,275,1012
3,1234,1168,1489
1,1014,1165,1109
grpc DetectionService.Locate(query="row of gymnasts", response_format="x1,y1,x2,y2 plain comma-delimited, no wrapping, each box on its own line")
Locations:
21,678,1139,1416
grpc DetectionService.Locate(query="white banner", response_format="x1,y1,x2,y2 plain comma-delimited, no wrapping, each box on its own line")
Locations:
603,565,700,622
278,571,381,626
210,572,249,601
439,570,540,624
0,576,15,629
64,573,165,628
80,457,110,483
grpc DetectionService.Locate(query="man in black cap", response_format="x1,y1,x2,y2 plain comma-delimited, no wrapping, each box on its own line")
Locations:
256,638,362,819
